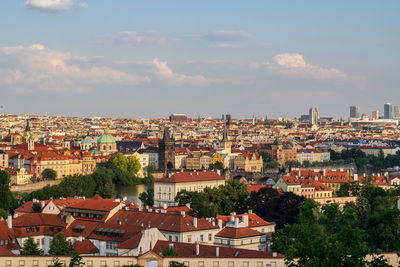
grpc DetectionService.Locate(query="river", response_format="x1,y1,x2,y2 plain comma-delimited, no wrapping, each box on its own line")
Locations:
115,184,153,204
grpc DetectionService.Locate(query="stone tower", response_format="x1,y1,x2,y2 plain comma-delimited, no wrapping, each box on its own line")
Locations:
158,127,175,173
220,124,231,154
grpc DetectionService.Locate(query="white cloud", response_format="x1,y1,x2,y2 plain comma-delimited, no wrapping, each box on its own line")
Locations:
205,31,255,42
152,58,207,85
25,0,88,12
0,44,148,93
270,53,347,80
111,31,170,46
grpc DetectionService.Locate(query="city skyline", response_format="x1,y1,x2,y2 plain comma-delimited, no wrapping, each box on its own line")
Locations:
1,0,400,119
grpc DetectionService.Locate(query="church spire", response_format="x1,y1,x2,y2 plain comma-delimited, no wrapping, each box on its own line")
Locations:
221,124,229,142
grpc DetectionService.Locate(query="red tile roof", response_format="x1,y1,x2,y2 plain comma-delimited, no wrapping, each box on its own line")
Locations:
73,239,98,255
108,210,218,233
215,227,263,239
152,240,284,258
156,171,224,183
216,214,271,228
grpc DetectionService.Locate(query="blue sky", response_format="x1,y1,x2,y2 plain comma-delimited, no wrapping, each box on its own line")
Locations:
1,0,399,119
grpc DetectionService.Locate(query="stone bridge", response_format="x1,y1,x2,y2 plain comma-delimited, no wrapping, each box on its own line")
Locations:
227,170,281,184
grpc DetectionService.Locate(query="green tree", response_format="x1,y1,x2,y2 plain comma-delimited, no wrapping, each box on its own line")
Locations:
126,155,141,175
139,189,154,206
273,200,390,267
0,170,13,213
0,208,8,219
49,233,74,256
69,251,85,267
32,202,42,212
209,161,224,170
161,245,179,256
91,168,116,198
48,258,66,267
169,262,187,267
142,165,155,185
42,168,57,180
20,236,43,255
285,160,301,167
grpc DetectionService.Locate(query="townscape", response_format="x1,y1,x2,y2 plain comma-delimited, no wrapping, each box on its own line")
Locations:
1,107,400,266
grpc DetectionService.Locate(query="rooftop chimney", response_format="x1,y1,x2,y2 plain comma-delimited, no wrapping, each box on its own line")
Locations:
242,215,249,227
7,214,12,229
196,242,200,256
41,201,45,209
193,217,198,228
273,252,277,257
163,203,168,210
181,211,186,217
218,219,222,229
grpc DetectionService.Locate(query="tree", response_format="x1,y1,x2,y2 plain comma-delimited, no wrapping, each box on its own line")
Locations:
48,258,66,267
91,168,116,198
247,187,305,229
273,200,390,267
161,245,179,256
139,189,154,206
42,168,57,180
0,170,13,213
69,251,85,267
49,233,74,256
169,262,187,267
142,165,155,185
20,236,43,255
126,155,141,175
285,160,301,167
209,161,224,170
0,208,8,219
32,202,42,212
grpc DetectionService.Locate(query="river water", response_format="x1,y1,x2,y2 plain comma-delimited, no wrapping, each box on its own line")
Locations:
115,184,153,204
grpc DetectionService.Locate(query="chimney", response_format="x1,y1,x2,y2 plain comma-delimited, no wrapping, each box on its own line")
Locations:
363,173,366,177
181,211,186,217
323,169,326,176
185,203,191,209
163,203,168,210
218,219,222,229
242,215,249,227
7,214,12,229
234,217,239,227
354,174,358,181
193,217,198,228
41,201,45,209
196,242,200,256
216,247,219,257
248,209,253,214
273,252,277,257
230,215,234,222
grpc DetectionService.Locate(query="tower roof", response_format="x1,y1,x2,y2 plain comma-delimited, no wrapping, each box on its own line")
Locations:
97,133,116,144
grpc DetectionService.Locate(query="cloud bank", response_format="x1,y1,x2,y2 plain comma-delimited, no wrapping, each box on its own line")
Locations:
152,58,207,85
25,0,88,12
0,44,147,93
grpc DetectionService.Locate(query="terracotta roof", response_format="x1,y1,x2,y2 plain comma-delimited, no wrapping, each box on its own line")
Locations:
216,214,271,228
66,196,121,212
215,227,263,239
156,171,224,183
0,247,14,256
152,240,284,258
108,210,218,233
73,239,98,255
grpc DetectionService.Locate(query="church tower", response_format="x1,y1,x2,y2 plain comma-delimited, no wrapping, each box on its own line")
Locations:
221,124,231,154
27,136,34,151
63,133,71,150
24,120,31,143
158,127,175,173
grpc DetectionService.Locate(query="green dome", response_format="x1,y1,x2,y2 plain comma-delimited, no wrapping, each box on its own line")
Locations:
97,133,116,144
81,136,92,144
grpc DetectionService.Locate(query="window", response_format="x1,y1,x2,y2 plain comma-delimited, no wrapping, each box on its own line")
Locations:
175,236,178,242
213,261,219,267
187,235,192,243
199,262,205,267
257,261,263,267
228,262,234,267
169,236,172,241
208,234,212,241
242,262,249,267
200,235,204,242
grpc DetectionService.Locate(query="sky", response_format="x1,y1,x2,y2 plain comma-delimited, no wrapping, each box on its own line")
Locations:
1,0,399,119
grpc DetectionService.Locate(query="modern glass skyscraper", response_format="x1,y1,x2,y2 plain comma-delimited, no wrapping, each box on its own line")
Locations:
350,105,359,118
384,103,393,119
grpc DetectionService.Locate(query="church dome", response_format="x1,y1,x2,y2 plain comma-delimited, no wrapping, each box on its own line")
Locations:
81,136,92,144
97,133,116,144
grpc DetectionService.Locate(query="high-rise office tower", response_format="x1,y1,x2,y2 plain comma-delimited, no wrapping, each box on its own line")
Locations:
309,107,319,125
350,105,360,118
372,110,379,120
384,103,393,119
394,106,400,119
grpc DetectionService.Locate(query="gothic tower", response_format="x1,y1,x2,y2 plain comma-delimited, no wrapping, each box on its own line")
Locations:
220,124,231,154
158,127,175,173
